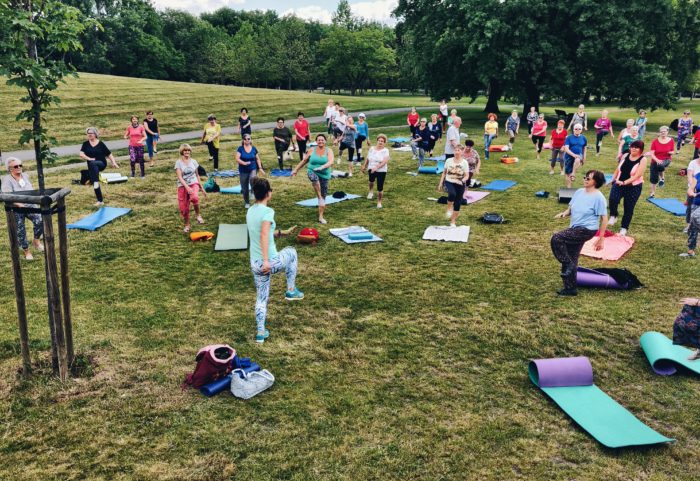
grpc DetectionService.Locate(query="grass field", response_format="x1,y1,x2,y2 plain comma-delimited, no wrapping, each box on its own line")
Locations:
0,79,700,479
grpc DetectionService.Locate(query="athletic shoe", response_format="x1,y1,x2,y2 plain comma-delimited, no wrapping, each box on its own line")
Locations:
647,193,655,199
285,288,304,301
619,228,627,236
608,216,617,226
450,223,456,227
255,329,270,344
245,203,250,209
557,288,578,296
367,192,374,199
24,250,34,261
659,179,665,187
319,218,327,225
679,252,696,258
348,172,353,177
688,349,700,361
377,203,382,209
560,171,565,176
683,226,689,233
94,201,104,207
446,210,453,219
549,171,554,175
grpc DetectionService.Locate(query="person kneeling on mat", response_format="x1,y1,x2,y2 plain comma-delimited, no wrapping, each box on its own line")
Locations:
361,134,390,209
247,178,302,344
437,144,470,227
551,170,608,296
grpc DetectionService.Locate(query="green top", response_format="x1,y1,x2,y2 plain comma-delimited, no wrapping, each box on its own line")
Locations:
246,204,277,262
307,148,331,180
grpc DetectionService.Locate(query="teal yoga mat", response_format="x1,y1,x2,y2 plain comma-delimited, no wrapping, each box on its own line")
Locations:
640,331,700,376
220,185,242,194
529,357,673,448
215,224,248,251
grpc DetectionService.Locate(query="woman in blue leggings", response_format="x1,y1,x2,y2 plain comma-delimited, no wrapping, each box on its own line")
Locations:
246,178,302,343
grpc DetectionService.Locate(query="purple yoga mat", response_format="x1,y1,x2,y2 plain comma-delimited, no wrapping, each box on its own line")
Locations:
529,357,593,387
576,267,624,289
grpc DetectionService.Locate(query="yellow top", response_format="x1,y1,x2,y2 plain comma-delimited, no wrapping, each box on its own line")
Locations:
484,120,498,136
203,123,222,148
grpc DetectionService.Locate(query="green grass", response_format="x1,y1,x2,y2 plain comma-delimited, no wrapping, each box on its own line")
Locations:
0,73,431,152
0,93,699,480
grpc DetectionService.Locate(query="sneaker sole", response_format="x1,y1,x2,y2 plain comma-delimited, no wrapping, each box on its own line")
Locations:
286,295,304,301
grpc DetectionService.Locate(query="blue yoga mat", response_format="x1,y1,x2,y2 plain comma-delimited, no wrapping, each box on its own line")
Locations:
199,362,261,397
389,137,411,143
647,197,686,216
271,169,293,177
220,186,242,194
482,180,517,191
296,194,360,207
210,170,238,178
418,161,445,175
605,174,613,184
427,154,446,161
329,226,383,244
67,207,132,231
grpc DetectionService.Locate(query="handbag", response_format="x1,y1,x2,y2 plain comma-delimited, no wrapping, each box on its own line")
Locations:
230,368,275,399
481,212,506,224
282,148,294,161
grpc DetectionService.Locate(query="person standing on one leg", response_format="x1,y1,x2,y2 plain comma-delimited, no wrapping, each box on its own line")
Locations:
175,144,206,233
427,114,442,156
201,114,221,171
563,124,587,188
685,155,700,232
273,117,294,170
339,116,358,176
649,126,674,198
483,113,498,160
124,115,147,178
676,111,693,154
608,141,647,236
292,134,334,225
680,170,700,258
529,113,547,160
594,110,613,156
294,112,310,163
411,118,431,170
437,144,470,227
236,135,265,209
79,127,119,206
506,110,520,151
361,134,390,209
617,126,641,161
551,170,608,296
247,177,302,344
549,120,567,175
144,110,160,167
355,113,369,162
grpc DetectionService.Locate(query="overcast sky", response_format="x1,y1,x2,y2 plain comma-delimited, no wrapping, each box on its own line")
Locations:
151,0,398,25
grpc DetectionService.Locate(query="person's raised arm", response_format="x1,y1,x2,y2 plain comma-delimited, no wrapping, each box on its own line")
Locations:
292,150,312,175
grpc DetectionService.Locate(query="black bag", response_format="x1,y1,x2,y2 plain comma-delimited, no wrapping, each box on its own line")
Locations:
80,169,91,185
198,165,207,177
481,212,506,224
332,191,346,199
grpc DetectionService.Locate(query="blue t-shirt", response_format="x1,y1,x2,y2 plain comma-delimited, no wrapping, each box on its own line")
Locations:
237,145,258,173
569,189,607,230
564,134,587,162
356,122,368,139
246,203,277,262
693,172,700,206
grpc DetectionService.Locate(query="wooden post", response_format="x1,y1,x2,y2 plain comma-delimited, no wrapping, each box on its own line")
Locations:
4,204,31,376
56,197,73,365
40,196,68,381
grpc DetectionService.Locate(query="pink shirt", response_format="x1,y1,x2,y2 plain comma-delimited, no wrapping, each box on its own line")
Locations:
294,119,310,140
532,120,547,137
127,125,145,147
594,118,611,134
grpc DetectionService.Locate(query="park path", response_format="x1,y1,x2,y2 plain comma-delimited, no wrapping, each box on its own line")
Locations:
4,105,482,164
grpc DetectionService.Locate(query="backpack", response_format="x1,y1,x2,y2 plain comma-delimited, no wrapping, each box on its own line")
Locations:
481,212,506,224
198,165,207,177
297,227,319,245
183,344,235,389
203,177,219,193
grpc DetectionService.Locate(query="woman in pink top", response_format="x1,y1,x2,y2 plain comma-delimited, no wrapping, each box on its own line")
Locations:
594,110,614,155
294,111,310,162
124,115,147,178
529,113,547,160
407,107,420,136
608,140,647,236
649,126,675,198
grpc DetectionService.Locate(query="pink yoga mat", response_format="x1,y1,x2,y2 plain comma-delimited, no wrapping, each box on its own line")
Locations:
581,235,635,261
463,191,490,203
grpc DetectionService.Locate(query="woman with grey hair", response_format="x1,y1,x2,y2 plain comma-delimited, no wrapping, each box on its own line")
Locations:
567,104,588,131
79,127,119,206
1,157,44,260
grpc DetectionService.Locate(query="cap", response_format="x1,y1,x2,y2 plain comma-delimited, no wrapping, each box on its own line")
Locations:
359,113,366,118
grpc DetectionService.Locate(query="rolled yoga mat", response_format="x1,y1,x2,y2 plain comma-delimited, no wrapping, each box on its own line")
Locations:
418,161,445,175
647,197,686,216
67,207,132,231
529,356,673,448
575,267,643,290
640,331,700,376
220,185,242,194
199,362,261,397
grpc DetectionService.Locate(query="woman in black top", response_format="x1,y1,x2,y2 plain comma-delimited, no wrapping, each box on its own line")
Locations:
79,127,119,206
608,140,647,236
144,110,160,167
272,117,294,169
239,107,252,139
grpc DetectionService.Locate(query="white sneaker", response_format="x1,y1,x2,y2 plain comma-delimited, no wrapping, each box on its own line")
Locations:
319,218,327,225
348,172,353,177
367,192,374,199
619,228,627,236
245,203,250,209
608,216,617,226
446,210,453,219
683,226,689,233
377,203,383,209
450,223,456,227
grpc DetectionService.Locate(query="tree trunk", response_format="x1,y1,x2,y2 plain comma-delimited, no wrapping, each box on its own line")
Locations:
523,82,541,117
484,79,502,113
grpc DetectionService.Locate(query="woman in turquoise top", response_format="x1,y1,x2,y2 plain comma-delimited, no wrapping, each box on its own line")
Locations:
292,133,334,224
246,178,301,343
355,113,370,162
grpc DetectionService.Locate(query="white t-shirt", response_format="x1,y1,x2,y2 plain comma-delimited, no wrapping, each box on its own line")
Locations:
334,113,347,131
367,147,389,173
687,159,700,186
325,105,334,119
445,125,460,155
444,158,469,184
439,104,448,116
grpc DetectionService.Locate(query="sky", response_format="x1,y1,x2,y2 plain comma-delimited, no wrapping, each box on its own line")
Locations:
150,0,399,25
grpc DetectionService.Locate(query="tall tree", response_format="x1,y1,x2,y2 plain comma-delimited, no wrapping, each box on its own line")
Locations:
273,16,313,90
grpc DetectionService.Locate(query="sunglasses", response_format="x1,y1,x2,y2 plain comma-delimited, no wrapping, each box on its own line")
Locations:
243,137,251,140
10,164,22,169
584,176,593,181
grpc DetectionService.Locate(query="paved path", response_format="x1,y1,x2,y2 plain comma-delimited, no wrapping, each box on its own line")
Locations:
4,105,480,163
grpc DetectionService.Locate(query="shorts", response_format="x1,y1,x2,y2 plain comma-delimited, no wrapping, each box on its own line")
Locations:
507,129,516,140
307,170,329,197
333,127,343,138
368,170,386,191
650,160,670,185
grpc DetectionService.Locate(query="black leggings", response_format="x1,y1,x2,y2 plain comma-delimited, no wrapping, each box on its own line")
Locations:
609,183,643,229
595,131,609,153
355,135,366,160
87,160,106,202
340,143,355,162
368,170,386,192
551,226,597,290
206,142,219,170
297,139,307,162
275,142,289,169
445,181,465,211
532,135,545,152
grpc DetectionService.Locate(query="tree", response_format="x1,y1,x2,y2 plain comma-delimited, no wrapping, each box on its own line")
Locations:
332,0,355,29
273,16,313,90
0,0,96,190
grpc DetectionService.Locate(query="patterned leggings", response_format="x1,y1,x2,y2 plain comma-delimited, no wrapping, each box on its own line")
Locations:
251,247,298,333
688,204,700,251
551,227,597,290
608,183,642,229
129,145,145,177
14,212,43,250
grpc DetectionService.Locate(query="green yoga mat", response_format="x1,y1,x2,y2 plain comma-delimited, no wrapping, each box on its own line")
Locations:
215,224,248,251
529,357,673,448
640,331,700,376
